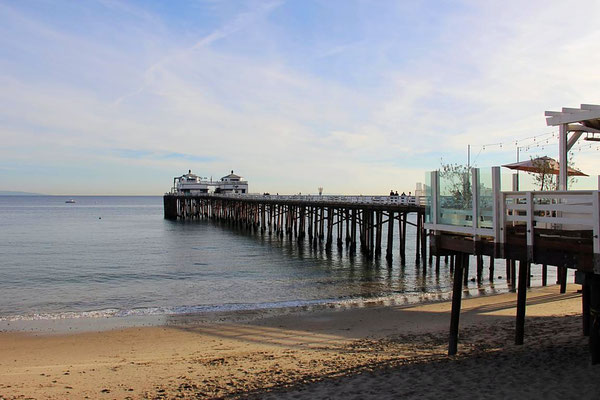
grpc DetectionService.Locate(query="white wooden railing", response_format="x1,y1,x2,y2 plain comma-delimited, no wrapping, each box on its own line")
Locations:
499,190,600,248
166,192,426,206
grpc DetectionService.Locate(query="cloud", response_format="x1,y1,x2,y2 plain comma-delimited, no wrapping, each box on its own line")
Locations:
2,0,600,195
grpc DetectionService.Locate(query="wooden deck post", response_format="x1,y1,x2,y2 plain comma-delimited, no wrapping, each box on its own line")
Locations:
375,211,382,258
421,214,428,265
307,207,313,242
415,213,421,264
367,210,373,257
515,260,529,345
463,255,470,286
386,211,394,262
476,255,483,283
583,273,591,337
326,207,334,250
350,209,357,253
510,260,517,290
590,273,600,364
399,213,406,263
345,209,351,246
449,253,465,355
559,266,567,294
313,207,319,247
542,264,547,286
337,208,343,249
319,207,325,240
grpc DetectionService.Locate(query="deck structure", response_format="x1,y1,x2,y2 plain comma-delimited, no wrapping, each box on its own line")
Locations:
164,193,427,262
425,104,600,363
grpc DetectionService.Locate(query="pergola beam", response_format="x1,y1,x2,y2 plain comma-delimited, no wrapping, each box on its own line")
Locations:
545,104,600,190
567,132,583,152
546,105,600,126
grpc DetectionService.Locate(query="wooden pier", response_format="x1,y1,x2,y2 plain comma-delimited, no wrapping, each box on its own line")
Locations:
424,104,600,363
164,193,427,262
425,165,600,363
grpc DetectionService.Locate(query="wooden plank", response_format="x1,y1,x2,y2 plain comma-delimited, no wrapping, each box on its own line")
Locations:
546,109,600,125
423,223,493,236
581,104,600,111
534,204,592,213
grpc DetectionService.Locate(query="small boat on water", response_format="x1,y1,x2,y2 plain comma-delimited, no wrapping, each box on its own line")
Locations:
65,199,76,204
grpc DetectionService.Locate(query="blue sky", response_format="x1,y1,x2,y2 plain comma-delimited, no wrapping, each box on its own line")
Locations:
2,0,600,194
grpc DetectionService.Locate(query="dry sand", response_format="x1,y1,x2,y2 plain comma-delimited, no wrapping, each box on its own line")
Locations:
1,284,598,399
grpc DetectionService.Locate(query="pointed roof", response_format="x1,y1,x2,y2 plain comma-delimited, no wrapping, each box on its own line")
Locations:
221,170,242,180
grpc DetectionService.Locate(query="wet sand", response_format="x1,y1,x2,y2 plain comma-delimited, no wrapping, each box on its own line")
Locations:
0,284,596,399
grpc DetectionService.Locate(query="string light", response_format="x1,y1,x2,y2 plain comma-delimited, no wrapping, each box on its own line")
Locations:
475,131,556,152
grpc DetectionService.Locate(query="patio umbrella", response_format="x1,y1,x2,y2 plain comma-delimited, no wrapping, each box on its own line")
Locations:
502,156,588,176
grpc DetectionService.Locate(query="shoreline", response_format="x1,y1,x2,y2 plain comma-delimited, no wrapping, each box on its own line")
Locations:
0,274,558,335
0,284,591,399
1,271,573,339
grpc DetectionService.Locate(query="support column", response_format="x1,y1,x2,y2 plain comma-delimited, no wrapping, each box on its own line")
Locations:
542,264,547,286
515,260,529,345
386,211,394,262
415,213,421,264
590,274,600,364
449,253,465,356
583,273,591,337
375,211,382,258
326,207,334,250
400,213,406,263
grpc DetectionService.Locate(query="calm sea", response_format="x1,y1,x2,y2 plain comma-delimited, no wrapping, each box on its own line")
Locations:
0,195,560,326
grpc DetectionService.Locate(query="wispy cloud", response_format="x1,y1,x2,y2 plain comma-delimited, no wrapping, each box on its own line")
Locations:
112,149,217,163
1,1,600,194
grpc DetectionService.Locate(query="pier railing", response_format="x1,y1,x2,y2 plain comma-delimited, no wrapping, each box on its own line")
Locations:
425,166,600,271
165,192,425,206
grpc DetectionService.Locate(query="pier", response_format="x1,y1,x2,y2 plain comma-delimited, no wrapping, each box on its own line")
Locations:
164,193,427,262
425,104,600,363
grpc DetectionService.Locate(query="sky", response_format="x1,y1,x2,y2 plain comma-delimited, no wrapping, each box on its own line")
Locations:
2,0,600,195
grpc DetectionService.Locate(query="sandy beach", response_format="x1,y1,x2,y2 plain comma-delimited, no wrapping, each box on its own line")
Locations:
1,284,597,399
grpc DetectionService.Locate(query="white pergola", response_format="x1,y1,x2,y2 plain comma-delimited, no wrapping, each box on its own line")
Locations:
545,104,600,190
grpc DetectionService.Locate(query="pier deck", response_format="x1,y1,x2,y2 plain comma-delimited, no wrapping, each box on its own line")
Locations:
424,166,600,363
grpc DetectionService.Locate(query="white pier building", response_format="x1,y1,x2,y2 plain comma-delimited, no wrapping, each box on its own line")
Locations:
172,170,248,195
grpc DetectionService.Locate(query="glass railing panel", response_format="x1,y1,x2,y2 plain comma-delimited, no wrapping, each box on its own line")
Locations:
478,169,493,229
425,172,432,223
438,168,472,227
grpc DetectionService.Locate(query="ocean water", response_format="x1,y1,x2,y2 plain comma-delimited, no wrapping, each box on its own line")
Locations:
0,196,562,325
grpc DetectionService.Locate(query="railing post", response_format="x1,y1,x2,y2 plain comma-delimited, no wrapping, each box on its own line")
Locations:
431,171,439,226
492,166,500,243
593,191,600,274
526,191,534,261
472,168,479,238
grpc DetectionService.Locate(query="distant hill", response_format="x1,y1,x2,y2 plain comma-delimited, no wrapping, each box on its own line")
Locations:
0,191,44,196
